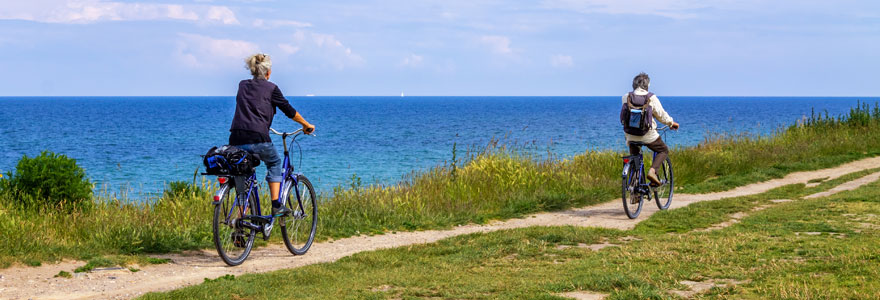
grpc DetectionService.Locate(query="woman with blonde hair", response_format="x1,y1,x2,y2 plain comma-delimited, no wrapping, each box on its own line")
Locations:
229,53,315,217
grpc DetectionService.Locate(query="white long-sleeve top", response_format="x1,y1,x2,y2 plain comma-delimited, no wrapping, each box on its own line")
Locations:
622,87,674,143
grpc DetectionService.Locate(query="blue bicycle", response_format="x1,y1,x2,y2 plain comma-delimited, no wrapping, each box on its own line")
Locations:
211,128,317,266
621,126,674,219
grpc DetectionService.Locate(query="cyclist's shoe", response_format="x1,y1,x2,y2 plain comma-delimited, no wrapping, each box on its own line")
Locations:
646,168,661,187
272,205,292,217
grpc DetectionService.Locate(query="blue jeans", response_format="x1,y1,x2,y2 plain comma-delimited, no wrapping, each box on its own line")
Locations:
235,142,283,183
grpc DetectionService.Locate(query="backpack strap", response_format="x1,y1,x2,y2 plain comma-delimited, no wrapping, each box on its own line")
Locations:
626,92,637,109
628,91,650,109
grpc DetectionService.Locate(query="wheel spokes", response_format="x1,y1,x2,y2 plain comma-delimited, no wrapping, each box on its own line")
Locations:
218,193,250,258
286,185,308,247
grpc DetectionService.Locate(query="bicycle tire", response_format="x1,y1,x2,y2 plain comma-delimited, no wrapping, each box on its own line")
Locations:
653,157,674,210
280,174,318,255
622,163,644,219
213,182,256,266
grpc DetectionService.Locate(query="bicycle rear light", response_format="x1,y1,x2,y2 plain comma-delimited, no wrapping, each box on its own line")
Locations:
218,177,228,184
623,158,630,163
213,195,221,201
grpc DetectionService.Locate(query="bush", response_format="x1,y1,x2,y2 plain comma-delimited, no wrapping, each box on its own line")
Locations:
162,181,203,201
0,151,92,210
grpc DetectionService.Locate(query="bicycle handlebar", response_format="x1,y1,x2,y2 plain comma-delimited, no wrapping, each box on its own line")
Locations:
269,128,315,137
269,128,299,136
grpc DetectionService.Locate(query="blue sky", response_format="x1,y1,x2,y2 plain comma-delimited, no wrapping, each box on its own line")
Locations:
0,0,878,96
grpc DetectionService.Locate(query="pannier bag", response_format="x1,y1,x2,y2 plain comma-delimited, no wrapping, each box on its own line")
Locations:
619,92,655,136
203,145,261,175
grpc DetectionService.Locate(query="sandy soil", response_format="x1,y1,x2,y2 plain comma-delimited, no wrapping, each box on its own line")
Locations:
2,156,880,300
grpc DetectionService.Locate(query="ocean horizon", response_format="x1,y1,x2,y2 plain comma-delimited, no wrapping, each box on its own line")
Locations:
2,96,877,199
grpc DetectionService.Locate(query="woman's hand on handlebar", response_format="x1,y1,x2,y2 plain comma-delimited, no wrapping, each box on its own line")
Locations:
670,122,680,130
303,123,316,135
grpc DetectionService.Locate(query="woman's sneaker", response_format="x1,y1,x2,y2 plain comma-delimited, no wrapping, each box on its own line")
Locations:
646,168,661,187
272,205,292,217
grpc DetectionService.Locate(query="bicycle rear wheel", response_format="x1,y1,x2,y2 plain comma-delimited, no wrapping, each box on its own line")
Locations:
280,174,318,255
622,163,644,219
213,182,256,266
653,157,674,210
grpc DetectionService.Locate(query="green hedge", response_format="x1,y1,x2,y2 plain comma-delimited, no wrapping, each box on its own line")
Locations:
1,151,92,211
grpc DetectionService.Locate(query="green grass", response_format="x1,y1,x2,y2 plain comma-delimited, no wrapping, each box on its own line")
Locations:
141,172,880,299
634,167,880,234
4,102,880,269
314,102,880,240
0,182,215,268
54,270,72,278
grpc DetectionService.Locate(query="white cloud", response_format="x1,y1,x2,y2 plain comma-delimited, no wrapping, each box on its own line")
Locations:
480,35,513,55
205,6,238,24
278,43,301,55
0,0,238,24
399,54,424,67
550,54,574,68
252,18,313,28
542,0,707,19
176,33,259,68
281,30,364,70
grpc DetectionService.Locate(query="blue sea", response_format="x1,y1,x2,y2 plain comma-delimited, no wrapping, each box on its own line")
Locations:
1,96,876,199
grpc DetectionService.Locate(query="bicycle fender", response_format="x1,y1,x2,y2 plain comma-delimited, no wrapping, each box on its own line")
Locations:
622,164,630,177
214,183,230,205
279,181,293,206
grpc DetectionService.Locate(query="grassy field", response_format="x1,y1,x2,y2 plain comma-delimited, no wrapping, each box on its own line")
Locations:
2,102,880,268
141,169,880,299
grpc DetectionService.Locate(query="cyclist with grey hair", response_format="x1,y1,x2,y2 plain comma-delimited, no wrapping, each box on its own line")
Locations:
229,53,315,217
621,72,679,186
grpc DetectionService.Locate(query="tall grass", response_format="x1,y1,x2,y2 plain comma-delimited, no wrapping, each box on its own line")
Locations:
2,102,880,267
0,180,214,267
317,102,880,237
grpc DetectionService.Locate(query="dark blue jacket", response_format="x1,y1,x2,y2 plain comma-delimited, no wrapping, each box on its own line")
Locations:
229,78,297,145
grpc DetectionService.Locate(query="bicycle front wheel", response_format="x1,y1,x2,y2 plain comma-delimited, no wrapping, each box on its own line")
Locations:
653,157,674,210
622,163,644,219
213,182,256,266
280,174,318,255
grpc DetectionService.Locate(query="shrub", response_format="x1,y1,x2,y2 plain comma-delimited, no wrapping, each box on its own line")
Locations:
0,151,92,210
162,181,203,202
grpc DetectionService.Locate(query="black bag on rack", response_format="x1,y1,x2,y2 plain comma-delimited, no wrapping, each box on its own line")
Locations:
202,145,261,175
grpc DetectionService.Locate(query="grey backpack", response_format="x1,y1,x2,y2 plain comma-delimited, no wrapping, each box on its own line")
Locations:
619,92,654,136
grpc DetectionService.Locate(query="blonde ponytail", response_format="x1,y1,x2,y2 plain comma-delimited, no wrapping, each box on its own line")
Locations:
245,53,272,79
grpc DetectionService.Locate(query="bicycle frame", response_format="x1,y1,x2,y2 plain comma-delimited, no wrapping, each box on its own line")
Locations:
623,149,659,198
278,130,307,221
623,125,671,196
216,129,310,240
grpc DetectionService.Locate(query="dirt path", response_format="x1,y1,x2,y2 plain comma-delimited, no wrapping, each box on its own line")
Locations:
3,156,880,300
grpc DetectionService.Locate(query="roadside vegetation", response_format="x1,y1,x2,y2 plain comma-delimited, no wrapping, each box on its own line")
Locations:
2,102,880,269
141,171,880,299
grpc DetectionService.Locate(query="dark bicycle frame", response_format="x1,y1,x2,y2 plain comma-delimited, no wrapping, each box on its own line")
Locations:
622,125,673,215
623,148,657,200
214,131,308,240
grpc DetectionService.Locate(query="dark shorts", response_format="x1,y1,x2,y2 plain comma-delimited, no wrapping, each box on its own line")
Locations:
628,136,669,170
